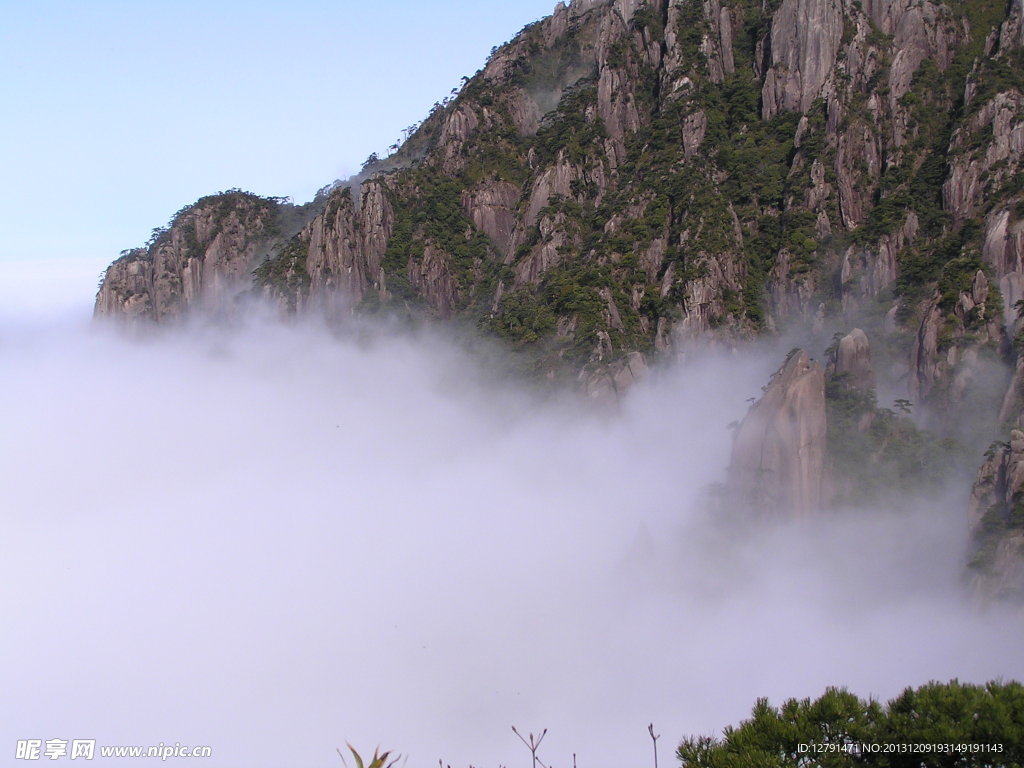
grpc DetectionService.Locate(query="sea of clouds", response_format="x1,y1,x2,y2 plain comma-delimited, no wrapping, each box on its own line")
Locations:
3,270,1023,767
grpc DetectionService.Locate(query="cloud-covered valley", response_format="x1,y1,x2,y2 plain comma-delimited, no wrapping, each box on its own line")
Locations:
3,314,1022,767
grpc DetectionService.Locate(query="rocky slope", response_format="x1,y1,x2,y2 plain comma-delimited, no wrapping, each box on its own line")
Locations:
95,191,317,320
95,0,1024,598
968,429,1024,600
725,328,958,514
728,349,828,518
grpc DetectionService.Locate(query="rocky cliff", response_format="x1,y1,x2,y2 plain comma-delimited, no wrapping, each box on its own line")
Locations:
725,327,957,516
95,190,318,321
968,430,1024,600
728,349,828,518
96,0,1024,365
94,0,1024,598
97,0,1024,380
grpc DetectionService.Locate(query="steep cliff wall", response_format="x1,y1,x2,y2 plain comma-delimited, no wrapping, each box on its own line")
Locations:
728,350,828,518
96,191,303,321
97,0,1024,381
728,327,960,515
968,430,1024,600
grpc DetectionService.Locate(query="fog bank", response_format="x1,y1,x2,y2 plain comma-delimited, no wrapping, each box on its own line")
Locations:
3,315,1022,768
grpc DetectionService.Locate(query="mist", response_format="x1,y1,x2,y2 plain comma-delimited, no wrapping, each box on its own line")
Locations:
3,309,1023,768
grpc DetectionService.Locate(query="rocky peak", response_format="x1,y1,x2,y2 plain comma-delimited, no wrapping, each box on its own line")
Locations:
945,90,1024,225
728,350,828,518
831,327,876,391
999,0,1024,53
968,429,1024,601
95,191,284,322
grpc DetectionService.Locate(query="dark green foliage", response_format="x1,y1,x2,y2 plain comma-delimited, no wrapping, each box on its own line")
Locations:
897,222,983,304
419,0,833,341
253,238,310,311
970,498,1014,572
825,374,962,506
967,48,1024,119
103,0,1024,391
937,254,985,312
688,71,806,324
854,191,912,246
638,282,669,321
950,0,1015,83
148,189,279,248
608,33,807,329
534,82,606,165
855,57,952,249
969,447,1024,573
463,127,530,186
380,170,493,307
782,210,820,271
540,262,611,363
714,105,800,210
381,195,417,302
111,247,150,266
872,0,1024,306
909,150,952,236
129,190,283,294
504,19,592,93
677,680,1024,768
673,0,709,74
171,0,1017,367
485,288,557,345
629,3,665,40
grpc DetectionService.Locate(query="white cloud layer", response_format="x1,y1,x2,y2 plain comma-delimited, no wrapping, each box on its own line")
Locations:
3,315,1022,767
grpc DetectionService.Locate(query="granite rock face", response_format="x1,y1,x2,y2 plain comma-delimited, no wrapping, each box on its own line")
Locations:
95,0,1024,358
833,328,875,392
968,430,1024,601
761,0,844,119
96,192,283,322
729,350,828,518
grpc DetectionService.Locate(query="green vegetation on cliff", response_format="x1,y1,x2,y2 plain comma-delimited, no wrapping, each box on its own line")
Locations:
253,238,310,311
825,372,962,506
100,0,1024,388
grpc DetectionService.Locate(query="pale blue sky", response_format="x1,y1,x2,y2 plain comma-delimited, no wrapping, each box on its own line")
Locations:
0,0,556,311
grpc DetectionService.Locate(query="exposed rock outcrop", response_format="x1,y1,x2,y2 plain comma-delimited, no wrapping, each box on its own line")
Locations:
95,0,1024,376
840,212,918,307
95,192,281,321
304,180,394,307
982,208,1024,337
909,268,1004,418
462,181,520,259
968,430,1024,600
582,349,648,401
700,0,736,84
832,328,876,392
408,244,460,317
728,350,828,518
945,91,1024,224
762,0,844,119
306,190,367,303
999,0,1024,54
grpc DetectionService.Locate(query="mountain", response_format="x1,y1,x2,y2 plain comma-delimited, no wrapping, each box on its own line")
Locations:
94,0,1024,598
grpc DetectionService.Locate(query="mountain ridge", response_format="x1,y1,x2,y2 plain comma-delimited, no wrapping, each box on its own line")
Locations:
95,0,1024,598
